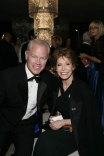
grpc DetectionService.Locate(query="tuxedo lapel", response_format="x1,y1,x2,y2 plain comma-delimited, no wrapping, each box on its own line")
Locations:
37,81,47,110
18,78,28,103
17,65,28,107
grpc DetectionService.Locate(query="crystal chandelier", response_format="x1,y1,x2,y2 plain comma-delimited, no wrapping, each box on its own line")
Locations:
29,0,58,46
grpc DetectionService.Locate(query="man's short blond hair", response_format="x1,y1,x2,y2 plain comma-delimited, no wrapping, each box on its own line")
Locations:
26,39,50,55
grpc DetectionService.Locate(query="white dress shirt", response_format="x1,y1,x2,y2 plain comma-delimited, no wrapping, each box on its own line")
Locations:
22,64,38,120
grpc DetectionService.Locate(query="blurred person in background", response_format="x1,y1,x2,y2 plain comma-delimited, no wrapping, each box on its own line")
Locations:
21,36,27,44
0,32,18,70
79,20,104,136
18,29,36,63
50,35,62,58
76,31,94,82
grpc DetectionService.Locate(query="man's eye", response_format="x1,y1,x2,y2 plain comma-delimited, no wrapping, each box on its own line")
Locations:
32,55,36,58
32,55,35,58
41,58,46,60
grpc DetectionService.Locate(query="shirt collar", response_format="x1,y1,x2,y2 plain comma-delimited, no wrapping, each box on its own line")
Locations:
83,42,90,46
25,64,34,79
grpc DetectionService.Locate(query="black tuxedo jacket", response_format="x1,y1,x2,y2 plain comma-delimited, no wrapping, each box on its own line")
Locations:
51,77,104,156
0,64,55,133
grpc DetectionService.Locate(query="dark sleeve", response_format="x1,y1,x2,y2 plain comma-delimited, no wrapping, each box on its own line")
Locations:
87,93,104,156
0,72,6,106
80,84,104,156
94,39,104,61
94,39,104,74
91,94,104,156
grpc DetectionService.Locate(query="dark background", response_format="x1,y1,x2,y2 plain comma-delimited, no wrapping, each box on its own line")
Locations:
0,0,104,43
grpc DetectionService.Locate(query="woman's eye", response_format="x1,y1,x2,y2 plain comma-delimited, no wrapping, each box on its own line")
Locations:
66,63,70,65
57,64,61,66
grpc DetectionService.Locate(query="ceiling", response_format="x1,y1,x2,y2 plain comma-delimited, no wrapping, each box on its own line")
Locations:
0,0,104,22
59,0,104,21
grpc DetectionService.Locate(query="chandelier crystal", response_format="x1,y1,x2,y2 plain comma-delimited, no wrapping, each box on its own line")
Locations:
29,0,58,46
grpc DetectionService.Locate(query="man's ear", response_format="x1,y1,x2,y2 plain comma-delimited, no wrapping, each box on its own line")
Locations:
31,36,36,40
25,51,28,60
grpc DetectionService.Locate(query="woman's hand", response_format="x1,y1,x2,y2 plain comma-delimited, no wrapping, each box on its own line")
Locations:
79,53,87,59
49,119,71,130
49,120,65,130
49,116,55,123
79,53,101,63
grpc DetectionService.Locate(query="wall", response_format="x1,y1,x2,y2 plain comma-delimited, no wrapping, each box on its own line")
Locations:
11,14,70,44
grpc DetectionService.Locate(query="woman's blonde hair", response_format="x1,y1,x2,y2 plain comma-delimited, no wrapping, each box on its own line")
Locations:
89,20,104,37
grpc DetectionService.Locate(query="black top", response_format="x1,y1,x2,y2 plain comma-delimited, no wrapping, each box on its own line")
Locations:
55,82,72,119
93,35,104,75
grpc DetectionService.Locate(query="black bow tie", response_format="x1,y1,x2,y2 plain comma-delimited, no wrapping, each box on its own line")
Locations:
27,76,41,83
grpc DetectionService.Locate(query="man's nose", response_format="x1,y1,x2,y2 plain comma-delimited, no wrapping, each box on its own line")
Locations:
36,58,40,64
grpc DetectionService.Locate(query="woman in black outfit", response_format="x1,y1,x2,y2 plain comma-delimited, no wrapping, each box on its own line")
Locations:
33,48,103,156
80,20,104,135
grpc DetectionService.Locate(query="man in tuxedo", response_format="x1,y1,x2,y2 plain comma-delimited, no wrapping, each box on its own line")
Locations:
0,39,55,156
